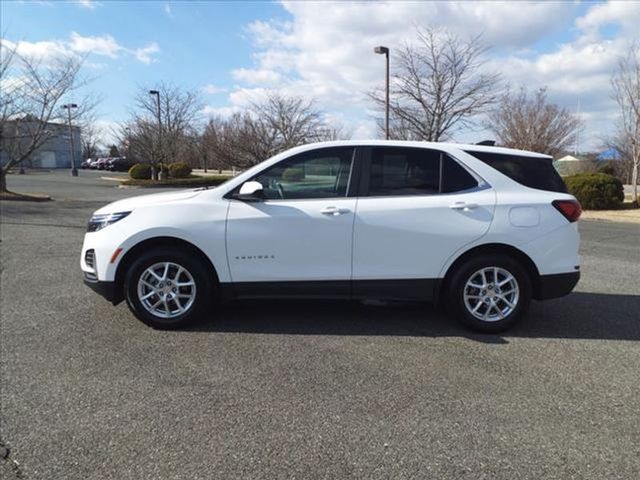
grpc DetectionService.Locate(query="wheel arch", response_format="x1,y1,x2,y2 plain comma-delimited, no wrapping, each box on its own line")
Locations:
112,236,220,305
437,243,541,304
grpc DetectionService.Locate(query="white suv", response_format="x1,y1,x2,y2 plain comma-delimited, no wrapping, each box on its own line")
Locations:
81,141,581,332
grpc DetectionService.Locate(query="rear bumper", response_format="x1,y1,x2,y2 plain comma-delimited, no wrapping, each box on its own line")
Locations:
535,271,580,300
83,274,118,303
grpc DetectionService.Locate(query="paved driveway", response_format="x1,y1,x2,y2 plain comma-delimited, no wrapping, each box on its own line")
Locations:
5,168,176,202
1,172,639,479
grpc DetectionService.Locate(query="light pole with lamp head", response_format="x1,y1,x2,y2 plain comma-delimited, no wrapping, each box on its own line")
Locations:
374,46,390,140
62,103,79,176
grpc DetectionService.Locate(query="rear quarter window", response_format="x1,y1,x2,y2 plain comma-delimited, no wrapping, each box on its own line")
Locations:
465,150,567,193
441,156,479,193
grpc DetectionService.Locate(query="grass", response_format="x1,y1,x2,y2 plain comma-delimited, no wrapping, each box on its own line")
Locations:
0,190,52,202
121,174,232,188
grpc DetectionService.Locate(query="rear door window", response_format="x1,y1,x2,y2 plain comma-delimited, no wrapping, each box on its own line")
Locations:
367,147,478,196
464,150,567,193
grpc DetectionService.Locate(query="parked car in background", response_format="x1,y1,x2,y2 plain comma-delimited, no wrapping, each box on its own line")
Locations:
81,140,581,333
95,158,110,170
88,158,102,169
80,159,93,169
107,157,134,172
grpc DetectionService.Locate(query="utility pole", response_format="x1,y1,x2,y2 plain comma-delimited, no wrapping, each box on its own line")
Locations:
574,98,581,157
374,46,390,140
149,89,161,179
62,103,78,176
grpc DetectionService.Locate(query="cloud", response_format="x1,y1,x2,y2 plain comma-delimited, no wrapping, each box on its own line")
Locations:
201,105,243,118
69,31,120,58
575,0,640,40
223,0,640,149
2,38,69,62
164,3,173,18
232,68,281,85
0,74,28,93
202,84,228,94
227,87,271,108
85,61,108,70
226,1,582,121
245,19,293,48
74,0,101,9
1,33,160,65
133,43,160,64
484,1,640,148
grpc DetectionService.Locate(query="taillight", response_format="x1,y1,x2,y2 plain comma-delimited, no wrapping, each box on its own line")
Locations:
552,199,581,222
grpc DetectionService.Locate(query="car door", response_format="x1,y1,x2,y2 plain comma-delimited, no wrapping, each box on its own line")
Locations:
226,146,357,296
352,146,496,299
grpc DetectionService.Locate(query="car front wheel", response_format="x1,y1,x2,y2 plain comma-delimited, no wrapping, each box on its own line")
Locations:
124,249,211,329
446,254,532,333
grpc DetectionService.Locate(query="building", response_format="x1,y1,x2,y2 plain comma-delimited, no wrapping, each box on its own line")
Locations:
553,154,595,176
0,119,82,169
555,154,581,163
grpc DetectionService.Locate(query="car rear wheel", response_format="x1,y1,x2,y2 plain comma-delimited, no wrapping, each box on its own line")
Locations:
446,254,532,333
124,248,212,329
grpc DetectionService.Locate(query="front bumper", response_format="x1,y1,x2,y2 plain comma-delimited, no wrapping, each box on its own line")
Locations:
83,274,119,303
535,271,580,300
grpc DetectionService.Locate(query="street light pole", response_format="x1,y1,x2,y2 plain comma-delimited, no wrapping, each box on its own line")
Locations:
374,46,390,140
125,126,132,160
149,89,161,179
62,103,78,176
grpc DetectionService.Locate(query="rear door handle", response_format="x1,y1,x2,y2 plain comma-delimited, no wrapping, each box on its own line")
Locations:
321,206,350,216
450,202,479,211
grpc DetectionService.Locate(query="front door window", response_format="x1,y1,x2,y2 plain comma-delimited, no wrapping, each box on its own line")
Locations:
253,147,354,199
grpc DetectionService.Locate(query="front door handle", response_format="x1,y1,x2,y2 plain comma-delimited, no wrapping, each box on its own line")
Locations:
450,202,479,211
321,206,350,216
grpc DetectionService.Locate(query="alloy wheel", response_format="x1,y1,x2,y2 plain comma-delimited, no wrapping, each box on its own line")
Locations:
137,262,197,319
463,266,520,322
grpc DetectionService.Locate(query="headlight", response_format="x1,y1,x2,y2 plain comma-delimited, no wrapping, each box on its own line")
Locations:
87,211,131,232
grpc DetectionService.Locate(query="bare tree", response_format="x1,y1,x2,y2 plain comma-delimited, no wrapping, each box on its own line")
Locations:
80,121,102,160
203,93,349,170
605,133,635,183
202,112,267,170
0,41,96,191
171,126,216,173
250,94,328,152
129,82,202,179
486,87,583,157
315,123,352,142
0,37,18,143
200,117,235,172
370,27,500,141
116,119,156,167
611,42,640,204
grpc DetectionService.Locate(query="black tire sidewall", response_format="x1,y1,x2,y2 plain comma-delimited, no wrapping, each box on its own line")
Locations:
124,248,211,329
447,254,532,333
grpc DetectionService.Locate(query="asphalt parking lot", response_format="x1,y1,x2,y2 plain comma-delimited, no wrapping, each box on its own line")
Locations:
1,171,639,479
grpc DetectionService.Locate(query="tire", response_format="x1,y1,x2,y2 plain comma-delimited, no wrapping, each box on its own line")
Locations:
124,248,212,329
445,254,532,333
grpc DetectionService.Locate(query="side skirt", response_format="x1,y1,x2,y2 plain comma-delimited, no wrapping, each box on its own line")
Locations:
219,279,440,302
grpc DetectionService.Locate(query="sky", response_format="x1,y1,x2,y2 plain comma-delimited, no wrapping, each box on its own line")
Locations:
2,0,639,152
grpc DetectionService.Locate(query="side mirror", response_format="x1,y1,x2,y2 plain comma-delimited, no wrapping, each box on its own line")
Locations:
233,181,264,201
